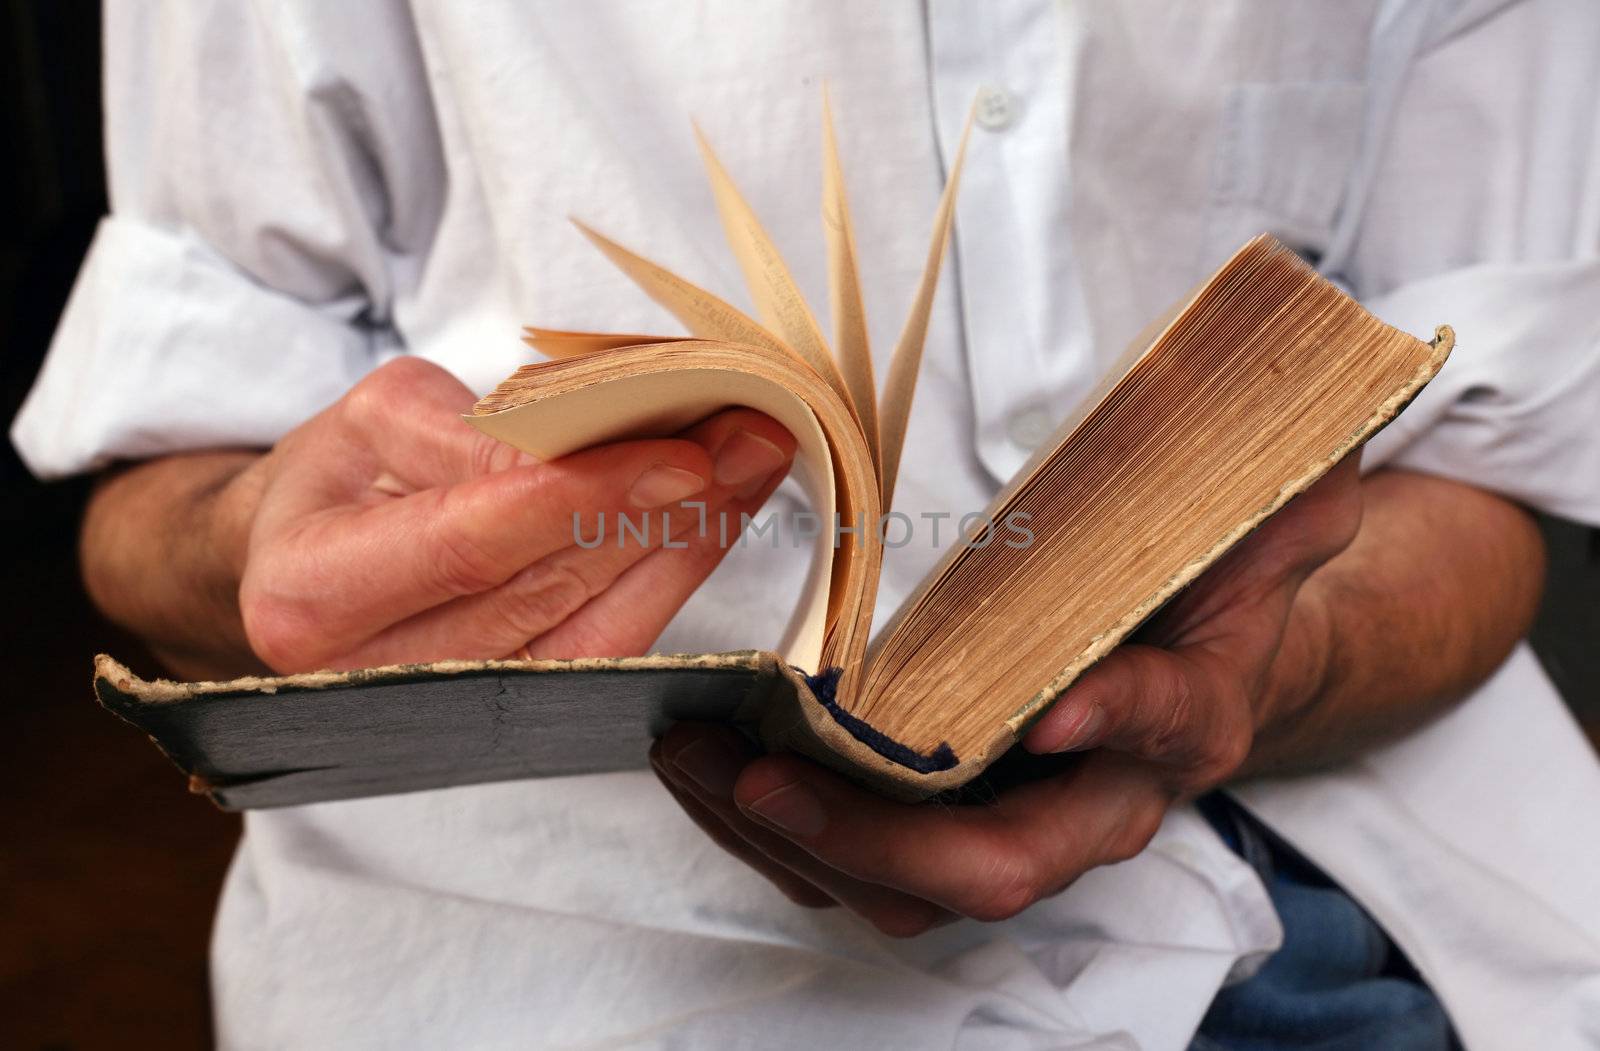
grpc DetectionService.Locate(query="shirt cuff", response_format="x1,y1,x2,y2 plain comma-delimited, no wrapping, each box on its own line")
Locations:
10,215,379,479
1360,258,1600,527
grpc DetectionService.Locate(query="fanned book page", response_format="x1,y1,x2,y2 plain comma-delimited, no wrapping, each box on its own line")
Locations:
94,97,1453,808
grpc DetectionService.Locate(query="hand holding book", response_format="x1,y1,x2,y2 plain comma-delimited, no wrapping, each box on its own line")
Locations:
92,94,1450,808
234,358,796,672
652,453,1364,933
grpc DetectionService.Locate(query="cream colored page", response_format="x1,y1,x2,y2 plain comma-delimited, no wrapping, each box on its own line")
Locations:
821,91,880,478
464,369,836,670
571,221,795,358
693,125,856,416
863,247,1246,671
877,111,974,506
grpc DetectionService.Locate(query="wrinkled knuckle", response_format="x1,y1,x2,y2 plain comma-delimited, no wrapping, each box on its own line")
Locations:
536,615,611,659
430,524,506,596
495,562,595,638
467,433,501,478
967,881,1038,924
1192,722,1253,788
467,431,523,477
1149,664,1199,758
963,848,1042,923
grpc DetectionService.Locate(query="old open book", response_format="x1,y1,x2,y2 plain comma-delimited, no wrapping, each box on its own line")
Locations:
96,100,1452,807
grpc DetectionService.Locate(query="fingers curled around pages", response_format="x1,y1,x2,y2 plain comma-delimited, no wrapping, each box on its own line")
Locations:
726,749,1168,925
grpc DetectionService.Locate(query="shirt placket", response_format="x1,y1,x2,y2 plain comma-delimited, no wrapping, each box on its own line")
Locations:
926,0,1093,484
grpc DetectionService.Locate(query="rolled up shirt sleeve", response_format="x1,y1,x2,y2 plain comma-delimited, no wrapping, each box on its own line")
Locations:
11,0,442,478
1346,0,1600,526
1361,259,1600,526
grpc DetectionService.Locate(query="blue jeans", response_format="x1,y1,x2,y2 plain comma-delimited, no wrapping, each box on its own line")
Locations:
1189,794,1459,1051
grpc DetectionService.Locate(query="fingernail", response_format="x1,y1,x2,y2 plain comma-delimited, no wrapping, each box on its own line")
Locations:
672,738,741,799
714,430,788,487
1047,702,1106,753
744,781,827,837
630,464,707,508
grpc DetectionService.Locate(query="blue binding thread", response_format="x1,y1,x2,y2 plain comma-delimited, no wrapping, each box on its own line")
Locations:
801,666,958,774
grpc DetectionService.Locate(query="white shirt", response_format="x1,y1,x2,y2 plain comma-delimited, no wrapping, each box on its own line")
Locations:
15,2,1600,1047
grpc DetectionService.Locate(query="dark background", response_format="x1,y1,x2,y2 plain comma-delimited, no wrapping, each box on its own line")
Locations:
2,4,1596,1049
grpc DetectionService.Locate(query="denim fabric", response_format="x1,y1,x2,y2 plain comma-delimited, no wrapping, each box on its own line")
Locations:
1190,794,1458,1051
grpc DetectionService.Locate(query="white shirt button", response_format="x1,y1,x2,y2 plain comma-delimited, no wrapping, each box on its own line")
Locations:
1007,407,1054,449
975,86,1021,131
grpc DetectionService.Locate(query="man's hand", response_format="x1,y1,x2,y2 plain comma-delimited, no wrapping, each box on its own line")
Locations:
82,356,796,677
651,459,1545,936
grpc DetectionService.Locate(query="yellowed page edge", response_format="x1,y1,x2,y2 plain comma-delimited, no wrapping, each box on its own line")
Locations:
692,123,856,415
522,328,691,360
821,88,881,479
1002,326,1455,737
863,236,1272,672
570,220,797,358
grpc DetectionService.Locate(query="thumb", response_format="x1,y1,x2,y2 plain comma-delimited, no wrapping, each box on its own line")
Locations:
1021,644,1253,789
